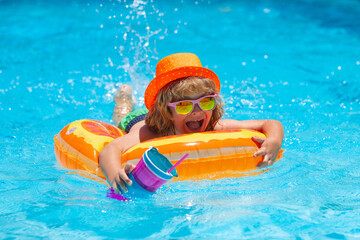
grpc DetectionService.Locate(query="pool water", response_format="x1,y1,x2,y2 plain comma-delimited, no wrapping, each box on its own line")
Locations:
1,0,360,238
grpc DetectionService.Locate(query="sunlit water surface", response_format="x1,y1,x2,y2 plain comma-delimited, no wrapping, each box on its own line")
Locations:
1,0,360,239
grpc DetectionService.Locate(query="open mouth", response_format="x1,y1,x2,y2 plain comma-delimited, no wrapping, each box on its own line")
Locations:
185,119,204,131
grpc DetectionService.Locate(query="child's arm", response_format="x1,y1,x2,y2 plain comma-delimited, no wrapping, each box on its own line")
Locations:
216,119,284,166
99,132,139,193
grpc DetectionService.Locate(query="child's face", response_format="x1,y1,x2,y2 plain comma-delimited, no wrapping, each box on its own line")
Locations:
169,93,213,134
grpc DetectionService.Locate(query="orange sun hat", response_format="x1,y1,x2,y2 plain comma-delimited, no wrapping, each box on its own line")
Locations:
144,53,221,109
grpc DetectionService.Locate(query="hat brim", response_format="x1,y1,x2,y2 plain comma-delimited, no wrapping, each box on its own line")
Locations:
145,66,220,109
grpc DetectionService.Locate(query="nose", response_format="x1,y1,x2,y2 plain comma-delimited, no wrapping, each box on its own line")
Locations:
192,103,202,113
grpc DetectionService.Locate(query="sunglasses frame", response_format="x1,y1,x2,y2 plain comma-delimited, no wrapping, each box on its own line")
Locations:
167,94,218,116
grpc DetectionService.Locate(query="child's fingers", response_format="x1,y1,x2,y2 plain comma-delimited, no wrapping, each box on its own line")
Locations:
112,180,123,194
251,136,266,148
254,148,266,158
262,155,270,165
111,173,129,193
119,169,132,186
268,154,276,165
257,160,266,168
264,154,276,166
252,136,266,143
116,176,128,193
256,154,271,168
112,185,120,194
124,163,136,175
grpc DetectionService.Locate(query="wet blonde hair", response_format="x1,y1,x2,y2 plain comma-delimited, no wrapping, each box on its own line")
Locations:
145,76,224,136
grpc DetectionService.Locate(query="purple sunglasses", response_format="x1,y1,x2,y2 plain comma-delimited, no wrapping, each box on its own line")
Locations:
167,94,218,116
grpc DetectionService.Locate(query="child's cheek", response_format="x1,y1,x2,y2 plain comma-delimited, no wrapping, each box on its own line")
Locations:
171,116,187,134
204,111,213,129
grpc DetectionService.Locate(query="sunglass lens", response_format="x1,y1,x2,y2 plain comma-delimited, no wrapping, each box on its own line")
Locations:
176,101,193,115
199,97,215,111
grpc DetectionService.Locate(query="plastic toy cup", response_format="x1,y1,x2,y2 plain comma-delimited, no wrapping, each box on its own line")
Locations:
128,147,178,192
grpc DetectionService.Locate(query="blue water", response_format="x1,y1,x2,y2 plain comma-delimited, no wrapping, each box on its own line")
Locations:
1,0,360,238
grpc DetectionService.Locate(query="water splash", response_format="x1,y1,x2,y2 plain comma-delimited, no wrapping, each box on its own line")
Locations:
83,0,171,106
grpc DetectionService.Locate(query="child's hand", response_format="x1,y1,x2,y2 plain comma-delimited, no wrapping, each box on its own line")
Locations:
252,136,282,167
110,163,136,194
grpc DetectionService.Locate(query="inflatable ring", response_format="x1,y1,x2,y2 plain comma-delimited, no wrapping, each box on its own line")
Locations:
54,119,284,181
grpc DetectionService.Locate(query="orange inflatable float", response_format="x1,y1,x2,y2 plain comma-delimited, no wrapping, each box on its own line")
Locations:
54,119,284,181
